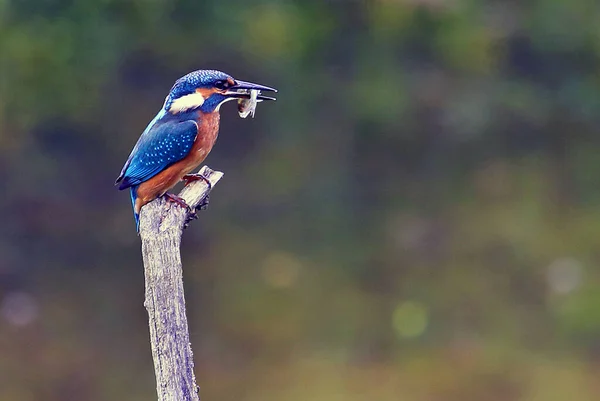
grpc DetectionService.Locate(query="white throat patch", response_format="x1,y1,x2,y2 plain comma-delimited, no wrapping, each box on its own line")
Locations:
169,91,206,113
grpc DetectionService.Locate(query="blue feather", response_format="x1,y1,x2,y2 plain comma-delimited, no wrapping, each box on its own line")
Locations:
115,111,199,228
116,118,198,189
167,70,232,102
130,186,140,232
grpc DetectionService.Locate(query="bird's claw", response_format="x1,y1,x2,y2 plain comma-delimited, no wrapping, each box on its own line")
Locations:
165,179,211,229
182,173,212,190
181,174,210,230
164,193,191,211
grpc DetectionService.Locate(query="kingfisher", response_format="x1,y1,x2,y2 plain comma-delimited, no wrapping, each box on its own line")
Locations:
115,69,277,231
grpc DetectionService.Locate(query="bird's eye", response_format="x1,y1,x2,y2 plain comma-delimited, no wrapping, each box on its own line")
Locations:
214,80,229,90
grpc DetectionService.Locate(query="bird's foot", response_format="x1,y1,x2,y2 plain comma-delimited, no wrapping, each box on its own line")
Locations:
182,173,212,190
163,193,191,211
166,176,211,229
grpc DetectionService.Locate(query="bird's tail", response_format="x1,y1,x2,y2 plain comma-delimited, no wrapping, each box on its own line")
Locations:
129,186,140,232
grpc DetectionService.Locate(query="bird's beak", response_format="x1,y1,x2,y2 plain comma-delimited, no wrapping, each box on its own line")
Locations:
225,80,277,101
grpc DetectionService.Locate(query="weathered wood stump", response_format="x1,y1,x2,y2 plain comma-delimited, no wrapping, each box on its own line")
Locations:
139,165,224,401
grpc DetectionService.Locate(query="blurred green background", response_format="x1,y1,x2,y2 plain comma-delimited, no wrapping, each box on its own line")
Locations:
1,0,600,400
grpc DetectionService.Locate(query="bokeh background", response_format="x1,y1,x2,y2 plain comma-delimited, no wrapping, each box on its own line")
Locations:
1,0,600,400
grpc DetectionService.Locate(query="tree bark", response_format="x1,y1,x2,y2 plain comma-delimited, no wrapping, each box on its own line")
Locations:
139,166,224,401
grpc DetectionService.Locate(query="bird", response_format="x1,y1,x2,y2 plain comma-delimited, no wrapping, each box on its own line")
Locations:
115,69,277,231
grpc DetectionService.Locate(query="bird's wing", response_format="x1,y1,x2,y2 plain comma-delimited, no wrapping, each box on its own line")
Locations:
115,120,198,190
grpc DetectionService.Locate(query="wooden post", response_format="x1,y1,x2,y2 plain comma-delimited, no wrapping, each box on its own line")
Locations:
138,165,224,401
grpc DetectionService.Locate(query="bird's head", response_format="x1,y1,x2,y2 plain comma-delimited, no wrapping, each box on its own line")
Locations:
164,69,276,115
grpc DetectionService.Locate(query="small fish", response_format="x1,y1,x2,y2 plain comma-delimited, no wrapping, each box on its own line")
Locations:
237,89,259,119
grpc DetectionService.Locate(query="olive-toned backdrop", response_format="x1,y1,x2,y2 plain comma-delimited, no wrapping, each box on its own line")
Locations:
1,1,600,400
